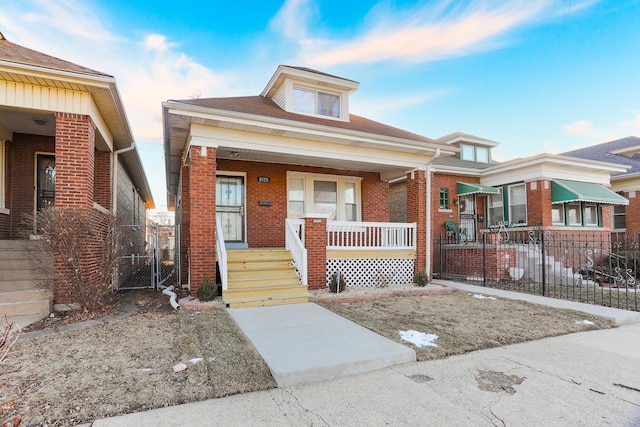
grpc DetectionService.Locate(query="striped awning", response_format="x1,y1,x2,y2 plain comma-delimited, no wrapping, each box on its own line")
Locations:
551,180,628,205
456,182,500,196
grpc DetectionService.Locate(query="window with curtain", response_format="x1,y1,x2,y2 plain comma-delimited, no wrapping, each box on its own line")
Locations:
288,173,361,221
287,177,305,218
508,184,527,225
487,189,504,226
293,87,340,118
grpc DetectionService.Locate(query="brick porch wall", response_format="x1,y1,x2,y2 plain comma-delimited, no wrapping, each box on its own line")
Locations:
189,146,216,297
407,170,426,273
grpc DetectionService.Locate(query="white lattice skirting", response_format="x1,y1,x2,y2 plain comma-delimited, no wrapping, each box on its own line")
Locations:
326,258,416,287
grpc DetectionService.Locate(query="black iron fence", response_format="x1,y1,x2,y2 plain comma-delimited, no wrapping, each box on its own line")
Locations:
434,227,640,312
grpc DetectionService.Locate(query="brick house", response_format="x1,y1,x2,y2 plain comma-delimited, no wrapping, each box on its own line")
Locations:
162,65,456,307
562,136,640,236
0,33,153,317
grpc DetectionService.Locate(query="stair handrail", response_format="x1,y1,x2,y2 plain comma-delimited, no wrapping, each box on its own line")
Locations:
215,216,228,291
285,219,307,285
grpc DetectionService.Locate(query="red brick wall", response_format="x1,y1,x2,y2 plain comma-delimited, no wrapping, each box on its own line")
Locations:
441,246,516,279
304,216,327,290
216,159,388,248
94,150,111,210
54,113,95,209
526,180,552,226
189,146,216,296
407,170,426,272
179,160,190,288
389,180,407,223
6,134,55,237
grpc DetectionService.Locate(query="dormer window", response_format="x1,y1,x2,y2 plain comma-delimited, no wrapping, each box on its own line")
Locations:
460,143,490,163
292,86,340,118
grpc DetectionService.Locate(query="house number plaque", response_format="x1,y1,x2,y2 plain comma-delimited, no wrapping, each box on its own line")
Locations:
257,176,270,183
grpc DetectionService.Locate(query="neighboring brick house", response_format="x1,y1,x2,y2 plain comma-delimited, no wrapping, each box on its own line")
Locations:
562,136,640,236
162,65,456,304
0,33,153,312
391,132,629,276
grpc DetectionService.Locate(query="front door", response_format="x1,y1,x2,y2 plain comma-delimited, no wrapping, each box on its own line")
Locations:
36,154,55,211
459,194,476,241
216,175,245,244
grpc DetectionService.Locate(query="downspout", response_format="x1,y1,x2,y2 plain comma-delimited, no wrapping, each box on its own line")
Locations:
112,142,135,215
425,148,441,279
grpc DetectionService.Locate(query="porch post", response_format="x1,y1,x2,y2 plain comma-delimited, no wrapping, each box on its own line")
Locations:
53,113,97,305
302,214,328,290
189,145,216,297
407,169,427,273
527,179,552,226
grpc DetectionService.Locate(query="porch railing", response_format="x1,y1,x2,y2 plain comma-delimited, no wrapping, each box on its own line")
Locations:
285,219,307,285
327,221,417,250
215,216,228,291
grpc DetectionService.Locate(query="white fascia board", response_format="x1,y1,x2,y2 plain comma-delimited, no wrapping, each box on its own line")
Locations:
432,165,483,177
0,61,115,88
610,174,640,192
188,123,430,170
261,65,360,97
480,162,614,187
482,153,628,177
167,103,452,156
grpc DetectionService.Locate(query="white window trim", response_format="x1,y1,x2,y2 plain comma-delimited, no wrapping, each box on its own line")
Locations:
508,183,527,226
290,84,345,121
287,171,362,221
584,204,598,227
551,203,565,225
567,203,582,226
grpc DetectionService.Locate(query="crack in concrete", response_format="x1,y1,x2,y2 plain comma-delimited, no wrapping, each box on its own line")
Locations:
270,388,331,426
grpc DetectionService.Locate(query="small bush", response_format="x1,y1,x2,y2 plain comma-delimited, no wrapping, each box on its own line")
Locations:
197,277,218,302
414,271,429,287
328,272,347,293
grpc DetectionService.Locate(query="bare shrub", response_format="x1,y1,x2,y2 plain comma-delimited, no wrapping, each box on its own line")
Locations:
28,207,123,315
1,318,21,426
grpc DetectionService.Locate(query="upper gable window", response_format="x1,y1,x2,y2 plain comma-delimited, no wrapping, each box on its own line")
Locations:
460,143,490,163
293,87,340,118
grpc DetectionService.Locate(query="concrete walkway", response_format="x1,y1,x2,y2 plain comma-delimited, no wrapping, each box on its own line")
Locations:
228,302,416,387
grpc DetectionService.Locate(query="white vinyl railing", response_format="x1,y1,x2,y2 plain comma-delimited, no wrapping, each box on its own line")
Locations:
215,216,228,291
285,219,307,285
327,221,417,250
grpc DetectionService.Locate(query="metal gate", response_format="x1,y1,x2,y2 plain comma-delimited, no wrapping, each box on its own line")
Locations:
115,224,179,290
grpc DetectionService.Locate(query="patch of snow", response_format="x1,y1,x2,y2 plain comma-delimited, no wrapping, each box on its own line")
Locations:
399,330,438,348
473,294,497,300
137,368,152,373
576,320,595,325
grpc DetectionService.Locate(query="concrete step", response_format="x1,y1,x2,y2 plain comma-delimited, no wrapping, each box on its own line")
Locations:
227,249,292,262
225,294,310,309
0,259,37,269
0,290,51,317
0,279,48,293
0,268,38,281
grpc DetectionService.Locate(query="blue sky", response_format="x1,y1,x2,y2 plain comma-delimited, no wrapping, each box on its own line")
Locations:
1,0,639,212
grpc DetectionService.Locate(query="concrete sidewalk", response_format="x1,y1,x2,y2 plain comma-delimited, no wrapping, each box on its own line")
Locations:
93,320,640,426
228,302,416,387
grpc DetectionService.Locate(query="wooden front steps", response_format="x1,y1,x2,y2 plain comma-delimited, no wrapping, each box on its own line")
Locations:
0,240,52,319
224,248,310,308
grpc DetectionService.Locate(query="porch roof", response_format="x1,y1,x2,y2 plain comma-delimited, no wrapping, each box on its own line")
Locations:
551,179,629,205
457,182,499,196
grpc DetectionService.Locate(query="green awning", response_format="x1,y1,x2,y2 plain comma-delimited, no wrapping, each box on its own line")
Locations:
456,182,500,196
551,180,628,205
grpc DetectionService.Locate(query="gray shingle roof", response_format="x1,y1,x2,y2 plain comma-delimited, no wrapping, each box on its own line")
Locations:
175,95,442,145
561,136,640,176
0,32,111,77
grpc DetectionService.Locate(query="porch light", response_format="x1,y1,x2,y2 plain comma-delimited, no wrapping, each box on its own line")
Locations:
33,116,49,126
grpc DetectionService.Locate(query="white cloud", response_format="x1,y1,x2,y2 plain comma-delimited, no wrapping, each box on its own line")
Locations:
352,89,450,122
562,119,599,137
272,0,592,67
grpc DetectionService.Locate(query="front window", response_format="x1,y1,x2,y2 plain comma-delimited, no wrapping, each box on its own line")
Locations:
287,172,361,221
567,203,582,226
293,87,340,118
584,204,598,226
487,189,504,226
552,204,565,225
614,204,626,229
439,188,450,209
508,184,527,225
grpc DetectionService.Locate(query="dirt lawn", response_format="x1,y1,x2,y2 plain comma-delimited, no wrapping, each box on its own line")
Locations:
1,288,616,426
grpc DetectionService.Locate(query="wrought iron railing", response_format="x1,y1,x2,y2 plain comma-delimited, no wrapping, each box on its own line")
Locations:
435,228,639,312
